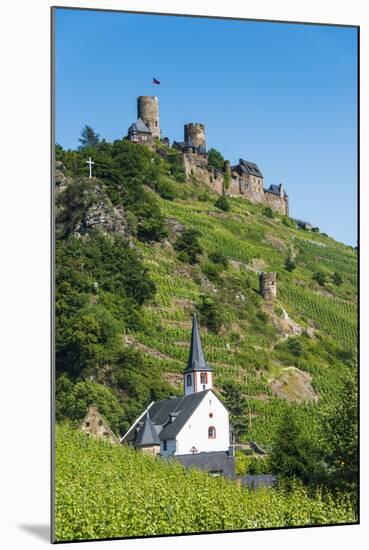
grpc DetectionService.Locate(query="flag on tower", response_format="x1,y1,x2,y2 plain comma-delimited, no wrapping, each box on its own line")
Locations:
153,77,160,85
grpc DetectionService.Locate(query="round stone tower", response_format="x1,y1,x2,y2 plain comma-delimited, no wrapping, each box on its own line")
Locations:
259,272,277,301
184,123,206,150
137,96,160,138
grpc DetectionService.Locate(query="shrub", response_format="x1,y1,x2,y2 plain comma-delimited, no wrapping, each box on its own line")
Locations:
208,250,229,269
215,195,230,212
263,206,274,219
287,338,304,357
285,255,296,272
333,271,343,286
202,262,222,283
282,216,296,228
313,271,327,287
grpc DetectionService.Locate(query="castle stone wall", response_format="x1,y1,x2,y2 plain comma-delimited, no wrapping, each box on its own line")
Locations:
183,153,224,194
263,191,289,216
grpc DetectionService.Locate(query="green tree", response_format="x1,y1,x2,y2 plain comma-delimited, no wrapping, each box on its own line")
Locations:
215,195,230,212
197,295,223,333
207,148,225,171
174,228,203,264
79,125,100,148
222,381,248,440
269,408,324,487
55,374,123,434
322,370,358,505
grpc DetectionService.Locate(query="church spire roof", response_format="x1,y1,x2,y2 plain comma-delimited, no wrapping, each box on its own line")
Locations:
184,314,213,373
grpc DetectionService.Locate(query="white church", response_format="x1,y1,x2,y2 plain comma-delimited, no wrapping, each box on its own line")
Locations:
121,315,235,478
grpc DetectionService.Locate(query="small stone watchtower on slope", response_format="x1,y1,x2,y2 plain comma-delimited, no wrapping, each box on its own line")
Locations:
259,272,277,301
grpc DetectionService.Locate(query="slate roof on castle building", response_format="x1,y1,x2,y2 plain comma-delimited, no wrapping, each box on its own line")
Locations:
123,390,211,444
184,314,213,373
265,183,288,197
172,139,207,155
128,118,152,134
233,159,264,178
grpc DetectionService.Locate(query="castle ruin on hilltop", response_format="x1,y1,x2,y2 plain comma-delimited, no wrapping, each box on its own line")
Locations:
127,95,289,216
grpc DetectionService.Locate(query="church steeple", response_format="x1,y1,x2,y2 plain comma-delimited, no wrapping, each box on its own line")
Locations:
184,314,213,395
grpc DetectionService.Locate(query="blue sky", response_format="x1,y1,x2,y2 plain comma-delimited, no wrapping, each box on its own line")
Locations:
55,8,358,246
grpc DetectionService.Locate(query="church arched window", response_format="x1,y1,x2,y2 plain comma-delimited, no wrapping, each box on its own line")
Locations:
208,426,216,439
200,372,207,385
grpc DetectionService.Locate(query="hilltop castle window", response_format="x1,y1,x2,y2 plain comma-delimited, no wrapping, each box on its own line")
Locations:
186,374,192,387
85,421,90,427
200,372,207,385
208,426,216,439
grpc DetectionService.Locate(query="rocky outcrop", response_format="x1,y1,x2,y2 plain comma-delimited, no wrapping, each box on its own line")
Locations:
56,177,129,238
74,194,128,236
269,366,318,403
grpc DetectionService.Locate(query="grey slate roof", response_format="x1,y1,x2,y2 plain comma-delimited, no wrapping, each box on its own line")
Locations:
135,413,161,446
239,474,276,489
265,183,288,197
172,451,235,479
233,159,263,178
124,390,210,444
172,139,206,154
128,118,151,134
184,314,213,373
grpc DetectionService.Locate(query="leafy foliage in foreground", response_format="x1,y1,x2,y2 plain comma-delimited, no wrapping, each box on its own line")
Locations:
55,424,355,541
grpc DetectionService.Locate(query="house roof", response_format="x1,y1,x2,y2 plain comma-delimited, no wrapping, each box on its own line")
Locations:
172,451,235,479
124,390,211,444
233,159,263,178
135,413,161,446
128,118,151,134
184,314,213,373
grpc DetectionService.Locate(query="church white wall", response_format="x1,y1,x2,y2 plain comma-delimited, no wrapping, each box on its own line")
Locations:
175,390,230,455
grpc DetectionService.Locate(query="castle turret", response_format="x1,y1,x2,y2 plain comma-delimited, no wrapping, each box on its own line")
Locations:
259,272,277,301
137,96,160,138
184,123,206,151
183,314,213,395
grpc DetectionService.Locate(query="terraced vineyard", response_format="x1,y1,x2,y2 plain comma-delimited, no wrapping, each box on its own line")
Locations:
115,192,358,447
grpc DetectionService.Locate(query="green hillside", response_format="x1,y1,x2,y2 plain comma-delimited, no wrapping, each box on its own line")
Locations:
55,139,357,476
55,423,354,541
